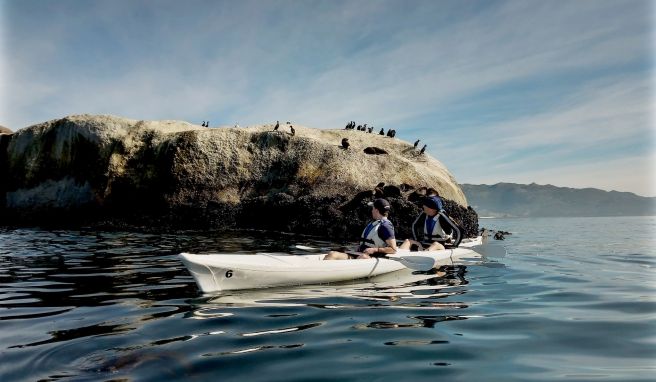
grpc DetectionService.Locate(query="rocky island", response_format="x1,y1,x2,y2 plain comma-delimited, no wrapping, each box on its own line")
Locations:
0,115,478,240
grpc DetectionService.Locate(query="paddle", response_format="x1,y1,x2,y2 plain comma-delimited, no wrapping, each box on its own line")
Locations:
294,245,436,271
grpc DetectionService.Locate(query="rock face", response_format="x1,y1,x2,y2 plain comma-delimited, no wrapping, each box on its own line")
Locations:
0,114,478,239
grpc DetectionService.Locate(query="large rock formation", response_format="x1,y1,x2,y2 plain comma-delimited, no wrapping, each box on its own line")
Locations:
0,114,478,239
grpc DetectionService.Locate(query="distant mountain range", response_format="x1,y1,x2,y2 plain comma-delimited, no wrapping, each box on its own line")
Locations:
461,183,656,217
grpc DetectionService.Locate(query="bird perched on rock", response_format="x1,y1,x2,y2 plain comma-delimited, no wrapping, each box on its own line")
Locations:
414,139,420,148
379,128,385,135
290,126,295,136
273,121,279,131
419,144,427,154
341,137,350,149
201,121,206,127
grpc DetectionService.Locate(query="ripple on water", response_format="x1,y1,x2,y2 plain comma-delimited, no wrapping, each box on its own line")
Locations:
0,220,655,381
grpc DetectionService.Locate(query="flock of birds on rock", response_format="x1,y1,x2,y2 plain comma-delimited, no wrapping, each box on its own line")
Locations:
342,121,426,155
201,119,426,156
272,120,295,136
413,139,427,154
344,121,398,138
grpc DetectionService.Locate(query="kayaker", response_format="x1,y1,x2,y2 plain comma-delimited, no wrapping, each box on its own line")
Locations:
399,195,456,251
324,198,397,260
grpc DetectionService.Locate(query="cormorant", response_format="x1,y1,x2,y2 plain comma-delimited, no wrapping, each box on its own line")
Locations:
341,138,350,149
274,121,279,131
419,144,426,154
290,126,295,136
414,139,420,148
379,128,385,135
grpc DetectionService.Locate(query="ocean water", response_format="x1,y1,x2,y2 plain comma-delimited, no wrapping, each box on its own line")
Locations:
0,216,654,381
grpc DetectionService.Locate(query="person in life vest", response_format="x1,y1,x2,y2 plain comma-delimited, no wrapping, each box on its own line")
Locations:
324,198,397,260
400,195,462,251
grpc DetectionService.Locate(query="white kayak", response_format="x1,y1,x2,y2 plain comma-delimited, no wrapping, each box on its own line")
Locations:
180,237,488,292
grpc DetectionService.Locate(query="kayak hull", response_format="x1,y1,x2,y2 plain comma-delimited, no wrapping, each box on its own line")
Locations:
180,237,483,292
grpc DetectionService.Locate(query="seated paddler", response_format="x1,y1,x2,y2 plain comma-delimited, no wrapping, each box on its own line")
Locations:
399,195,462,251
324,198,397,260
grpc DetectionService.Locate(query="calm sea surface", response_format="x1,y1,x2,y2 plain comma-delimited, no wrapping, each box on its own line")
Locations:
1,217,654,381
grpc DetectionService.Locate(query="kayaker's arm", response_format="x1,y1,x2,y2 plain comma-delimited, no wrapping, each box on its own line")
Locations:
383,237,398,254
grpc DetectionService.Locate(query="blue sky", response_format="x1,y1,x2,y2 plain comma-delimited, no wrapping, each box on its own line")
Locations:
2,0,654,196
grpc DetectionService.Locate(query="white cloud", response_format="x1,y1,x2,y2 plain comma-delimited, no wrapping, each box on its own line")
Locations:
2,0,653,195
490,76,650,151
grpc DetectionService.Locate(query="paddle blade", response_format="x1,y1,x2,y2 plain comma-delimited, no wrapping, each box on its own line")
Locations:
471,244,506,258
387,255,435,271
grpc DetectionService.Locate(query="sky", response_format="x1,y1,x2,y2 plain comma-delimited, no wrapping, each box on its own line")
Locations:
1,0,654,196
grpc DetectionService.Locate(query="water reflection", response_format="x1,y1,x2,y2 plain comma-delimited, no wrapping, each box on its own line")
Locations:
82,349,192,377
357,315,468,330
241,322,323,337
1,218,653,381
0,228,482,382
191,264,472,309
205,343,305,357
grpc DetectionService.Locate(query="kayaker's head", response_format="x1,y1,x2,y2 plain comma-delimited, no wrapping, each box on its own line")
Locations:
368,198,391,219
422,196,443,216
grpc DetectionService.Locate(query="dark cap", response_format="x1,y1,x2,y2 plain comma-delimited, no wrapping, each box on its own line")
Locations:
368,198,391,212
422,196,444,211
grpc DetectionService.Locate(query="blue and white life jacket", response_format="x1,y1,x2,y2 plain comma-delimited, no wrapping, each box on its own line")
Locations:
412,212,462,247
359,219,389,249
424,214,448,241
412,213,446,242
437,211,462,247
